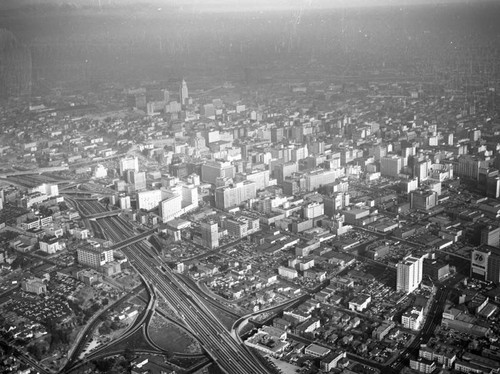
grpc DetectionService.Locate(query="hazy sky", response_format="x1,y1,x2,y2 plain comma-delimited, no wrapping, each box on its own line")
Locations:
0,0,491,12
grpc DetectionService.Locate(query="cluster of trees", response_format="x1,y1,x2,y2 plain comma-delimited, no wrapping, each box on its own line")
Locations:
92,347,135,373
44,319,71,351
98,319,122,335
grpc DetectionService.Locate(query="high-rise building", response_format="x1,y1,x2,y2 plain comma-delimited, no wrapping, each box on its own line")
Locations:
128,171,147,191
201,103,215,118
120,156,139,176
455,155,486,181
291,146,308,162
271,127,284,143
401,177,419,194
471,245,500,284
162,89,170,103
224,215,260,239
181,184,198,206
303,202,324,219
200,221,219,249
323,194,348,217
77,245,114,269
410,189,438,211
119,196,131,210
380,155,403,178
214,181,256,210
368,145,387,161
159,194,182,223
244,169,270,191
137,189,163,210
487,176,500,198
414,160,431,183
180,79,189,105
397,255,423,293
201,161,235,185
305,169,343,192
275,161,298,184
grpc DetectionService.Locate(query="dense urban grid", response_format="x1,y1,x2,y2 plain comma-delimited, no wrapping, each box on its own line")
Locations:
1,1,500,374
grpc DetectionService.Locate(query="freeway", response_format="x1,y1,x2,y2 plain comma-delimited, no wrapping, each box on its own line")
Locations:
90,215,270,373
124,245,271,374
390,286,450,371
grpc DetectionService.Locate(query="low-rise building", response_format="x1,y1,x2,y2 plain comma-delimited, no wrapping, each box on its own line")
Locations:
348,294,371,312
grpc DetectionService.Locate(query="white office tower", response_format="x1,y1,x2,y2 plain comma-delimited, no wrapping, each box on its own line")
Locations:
159,194,182,223
181,184,198,206
180,79,189,105
119,156,139,176
397,255,423,294
119,196,131,210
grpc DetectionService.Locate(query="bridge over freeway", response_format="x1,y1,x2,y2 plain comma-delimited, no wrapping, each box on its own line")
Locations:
85,210,122,219
0,166,69,178
110,229,157,250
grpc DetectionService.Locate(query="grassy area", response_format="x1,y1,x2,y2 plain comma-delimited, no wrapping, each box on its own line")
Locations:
148,314,201,354
106,329,153,353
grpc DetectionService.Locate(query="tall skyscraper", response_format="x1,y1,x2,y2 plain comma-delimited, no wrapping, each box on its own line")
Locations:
201,221,219,249
159,194,182,223
397,255,423,293
180,79,188,105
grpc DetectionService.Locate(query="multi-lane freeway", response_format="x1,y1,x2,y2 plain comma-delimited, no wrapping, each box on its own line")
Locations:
91,214,271,374
124,246,271,374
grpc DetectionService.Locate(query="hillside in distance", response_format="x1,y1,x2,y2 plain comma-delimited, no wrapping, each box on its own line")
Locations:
0,1,499,92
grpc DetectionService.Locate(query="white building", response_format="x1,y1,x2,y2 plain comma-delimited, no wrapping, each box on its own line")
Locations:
402,306,424,331
303,202,324,219
159,194,182,222
181,184,198,206
137,189,163,211
119,156,139,176
348,294,371,312
77,245,114,269
278,266,298,279
397,254,423,293
39,236,64,254
119,196,131,210
93,164,108,179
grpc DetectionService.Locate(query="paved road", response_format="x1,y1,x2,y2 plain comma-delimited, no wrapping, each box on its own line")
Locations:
125,245,271,374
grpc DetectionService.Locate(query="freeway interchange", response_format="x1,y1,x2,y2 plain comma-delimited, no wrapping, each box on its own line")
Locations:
93,214,271,374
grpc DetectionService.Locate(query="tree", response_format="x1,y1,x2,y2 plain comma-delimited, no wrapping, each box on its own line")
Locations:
27,344,42,360
123,347,135,362
94,358,114,372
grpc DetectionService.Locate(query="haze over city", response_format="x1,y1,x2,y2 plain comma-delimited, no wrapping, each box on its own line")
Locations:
1,0,500,374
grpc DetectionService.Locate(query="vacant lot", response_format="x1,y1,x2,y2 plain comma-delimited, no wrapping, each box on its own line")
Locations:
148,314,201,354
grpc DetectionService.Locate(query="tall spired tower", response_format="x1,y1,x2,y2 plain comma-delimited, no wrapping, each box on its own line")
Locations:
180,79,188,105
